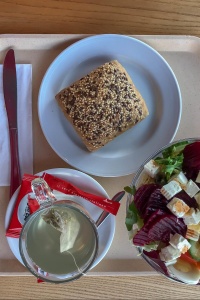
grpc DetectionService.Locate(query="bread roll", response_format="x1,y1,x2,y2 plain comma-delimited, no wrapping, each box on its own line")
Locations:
55,60,149,151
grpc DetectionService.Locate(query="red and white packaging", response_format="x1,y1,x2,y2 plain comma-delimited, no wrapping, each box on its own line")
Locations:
43,173,120,215
6,172,120,238
6,174,38,238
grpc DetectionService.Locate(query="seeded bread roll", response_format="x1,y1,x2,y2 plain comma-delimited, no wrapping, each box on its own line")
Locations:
55,60,149,151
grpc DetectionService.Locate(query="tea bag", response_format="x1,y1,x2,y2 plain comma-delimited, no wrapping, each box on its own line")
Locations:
42,208,80,253
42,208,66,232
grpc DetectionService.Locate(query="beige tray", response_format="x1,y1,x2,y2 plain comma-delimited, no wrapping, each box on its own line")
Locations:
0,34,200,276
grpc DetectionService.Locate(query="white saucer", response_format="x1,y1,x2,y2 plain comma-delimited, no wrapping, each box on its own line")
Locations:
5,168,115,269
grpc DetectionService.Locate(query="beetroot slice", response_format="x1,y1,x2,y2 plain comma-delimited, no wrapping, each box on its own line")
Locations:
133,210,187,246
183,141,200,180
134,184,160,218
143,188,170,221
133,209,165,246
148,214,186,243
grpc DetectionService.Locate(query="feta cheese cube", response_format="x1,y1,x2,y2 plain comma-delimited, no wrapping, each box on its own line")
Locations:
194,193,200,209
186,228,199,241
170,171,188,189
184,180,200,198
169,233,191,254
167,197,190,218
161,180,182,200
159,245,181,262
144,159,160,178
188,223,200,234
196,171,200,183
183,208,200,225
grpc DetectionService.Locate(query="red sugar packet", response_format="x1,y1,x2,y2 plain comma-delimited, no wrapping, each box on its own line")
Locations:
6,172,120,239
6,174,38,238
28,194,40,213
43,172,120,215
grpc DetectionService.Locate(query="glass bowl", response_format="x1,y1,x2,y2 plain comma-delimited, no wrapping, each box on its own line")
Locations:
126,137,200,285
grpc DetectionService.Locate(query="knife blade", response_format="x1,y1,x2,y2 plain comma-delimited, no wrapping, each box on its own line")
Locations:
3,49,21,198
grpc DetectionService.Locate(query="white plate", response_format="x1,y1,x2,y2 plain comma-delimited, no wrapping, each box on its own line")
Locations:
38,34,181,177
5,168,115,269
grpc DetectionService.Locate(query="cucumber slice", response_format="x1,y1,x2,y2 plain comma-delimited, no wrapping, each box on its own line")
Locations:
189,240,200,262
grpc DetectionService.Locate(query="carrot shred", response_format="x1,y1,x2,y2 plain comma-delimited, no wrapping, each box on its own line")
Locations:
180,252,200,269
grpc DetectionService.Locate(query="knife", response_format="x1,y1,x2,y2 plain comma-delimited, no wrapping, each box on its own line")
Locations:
3,49,21,198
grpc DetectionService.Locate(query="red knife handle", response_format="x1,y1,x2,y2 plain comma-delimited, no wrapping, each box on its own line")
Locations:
9,128,21,198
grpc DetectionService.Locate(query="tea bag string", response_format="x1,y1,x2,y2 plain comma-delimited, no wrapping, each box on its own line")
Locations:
66,250,88,276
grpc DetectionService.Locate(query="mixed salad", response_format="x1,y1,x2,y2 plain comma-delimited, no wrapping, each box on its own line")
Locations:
125,140,200,284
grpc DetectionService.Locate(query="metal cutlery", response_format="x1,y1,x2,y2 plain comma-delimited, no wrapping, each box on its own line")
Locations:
96,191,125,227
3,49,21,197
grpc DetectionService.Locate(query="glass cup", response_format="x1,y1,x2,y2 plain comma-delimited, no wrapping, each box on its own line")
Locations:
19,178,99,283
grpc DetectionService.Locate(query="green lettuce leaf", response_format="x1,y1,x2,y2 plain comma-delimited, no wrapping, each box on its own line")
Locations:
162,141,189,158
125,201,138,231
142,241,159,252
125,185,144,231
154,141,189,181
124,186,136,195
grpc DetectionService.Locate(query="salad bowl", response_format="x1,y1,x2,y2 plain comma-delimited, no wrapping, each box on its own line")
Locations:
126,138,200,285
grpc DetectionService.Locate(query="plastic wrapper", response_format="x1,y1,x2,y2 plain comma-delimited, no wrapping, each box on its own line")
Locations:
6,172,120,238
